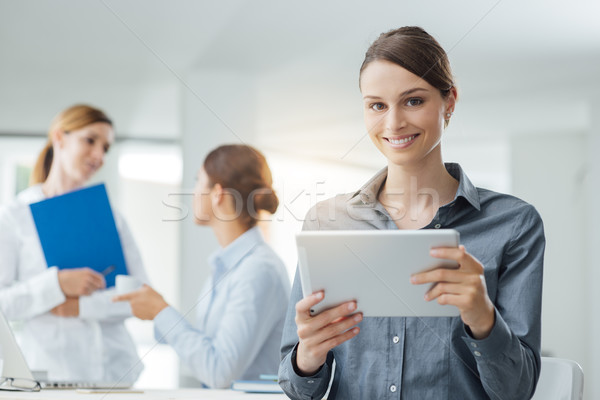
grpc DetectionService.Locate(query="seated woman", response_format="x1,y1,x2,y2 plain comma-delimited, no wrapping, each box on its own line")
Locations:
279,27,545,399
115,144,291,389
0,104,148,383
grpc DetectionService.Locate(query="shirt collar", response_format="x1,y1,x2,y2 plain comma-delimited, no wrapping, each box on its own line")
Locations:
348,163,481,211
19,184,46,203
348,167,388,207
208,226,264,273
445,163,481,211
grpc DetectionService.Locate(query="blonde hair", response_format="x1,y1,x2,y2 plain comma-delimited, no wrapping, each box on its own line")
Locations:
30,104,112,185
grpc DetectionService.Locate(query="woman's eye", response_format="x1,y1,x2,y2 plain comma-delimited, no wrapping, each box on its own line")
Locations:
370,103,386,111
406,98,424,107
86,138,95,145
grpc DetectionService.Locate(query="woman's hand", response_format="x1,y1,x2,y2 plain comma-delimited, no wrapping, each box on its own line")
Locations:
57,268,105,296
50,297,79,317
294,291,362,376
112,285,169,320
411,245,495,339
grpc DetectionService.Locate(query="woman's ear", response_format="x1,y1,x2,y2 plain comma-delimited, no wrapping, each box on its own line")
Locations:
446,86,458,114
51,128,66,147
211,183,224,206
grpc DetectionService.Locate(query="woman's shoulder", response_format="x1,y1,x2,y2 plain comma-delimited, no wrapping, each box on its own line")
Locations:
476,187,542,222
0,186,43,223
245,240,286,271
302,192,357,230
235,241,289,288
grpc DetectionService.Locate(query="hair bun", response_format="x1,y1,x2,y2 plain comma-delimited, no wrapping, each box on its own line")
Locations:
252,187,279,215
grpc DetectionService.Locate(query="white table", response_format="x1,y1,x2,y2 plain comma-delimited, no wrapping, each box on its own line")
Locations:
0,388,289,399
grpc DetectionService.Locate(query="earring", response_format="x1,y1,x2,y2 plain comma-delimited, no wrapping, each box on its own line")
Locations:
445,112,453,119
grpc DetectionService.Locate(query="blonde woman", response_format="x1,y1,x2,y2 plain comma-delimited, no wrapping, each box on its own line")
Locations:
0,104,148,383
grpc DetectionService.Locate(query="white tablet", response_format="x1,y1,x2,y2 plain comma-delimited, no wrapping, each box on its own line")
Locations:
296,229,460,317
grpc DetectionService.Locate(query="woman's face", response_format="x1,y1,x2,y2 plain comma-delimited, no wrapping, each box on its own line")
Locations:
192,167,214,226
360,60,455,168
56,122,114,185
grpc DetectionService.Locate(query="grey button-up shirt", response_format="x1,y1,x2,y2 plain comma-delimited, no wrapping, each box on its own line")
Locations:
279,163,545,400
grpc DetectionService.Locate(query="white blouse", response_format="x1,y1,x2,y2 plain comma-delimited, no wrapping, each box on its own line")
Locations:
0,185,148,382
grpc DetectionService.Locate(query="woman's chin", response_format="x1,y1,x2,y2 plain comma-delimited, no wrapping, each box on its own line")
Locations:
193,217,211,226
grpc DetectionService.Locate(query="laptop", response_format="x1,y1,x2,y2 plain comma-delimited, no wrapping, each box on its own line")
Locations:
296,229,461,317
0,309,131,391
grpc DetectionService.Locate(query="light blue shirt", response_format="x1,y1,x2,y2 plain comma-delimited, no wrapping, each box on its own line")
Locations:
154,226,290,389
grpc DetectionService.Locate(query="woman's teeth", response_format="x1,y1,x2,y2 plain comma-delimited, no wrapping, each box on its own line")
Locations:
388,135,416,145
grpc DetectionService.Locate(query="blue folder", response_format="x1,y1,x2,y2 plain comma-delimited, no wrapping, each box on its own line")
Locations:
29,183,127,288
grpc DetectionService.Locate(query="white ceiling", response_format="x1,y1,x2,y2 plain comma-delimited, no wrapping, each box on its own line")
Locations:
1,0,599,140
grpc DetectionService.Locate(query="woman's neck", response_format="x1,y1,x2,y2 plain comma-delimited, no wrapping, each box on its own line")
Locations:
41,166,81,198
379,157,458,229
211,220,250,248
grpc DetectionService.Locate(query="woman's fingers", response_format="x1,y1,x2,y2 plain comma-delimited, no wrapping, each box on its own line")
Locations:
304,312,363,346
295,291,325,320
312,325,361,356
295,291,362,375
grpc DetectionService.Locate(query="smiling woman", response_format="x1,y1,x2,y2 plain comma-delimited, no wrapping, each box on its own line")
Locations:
279,26,546,400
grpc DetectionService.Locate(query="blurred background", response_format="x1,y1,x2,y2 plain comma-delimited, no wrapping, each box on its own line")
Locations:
1,0,599,397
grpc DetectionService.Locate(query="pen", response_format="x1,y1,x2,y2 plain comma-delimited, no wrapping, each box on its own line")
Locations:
101,265,115,276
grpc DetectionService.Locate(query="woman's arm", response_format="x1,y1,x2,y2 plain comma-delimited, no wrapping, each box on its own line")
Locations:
472,205,544,399
151,262,287,389
0,211,67,319
278,268,360,400
412,204,544,399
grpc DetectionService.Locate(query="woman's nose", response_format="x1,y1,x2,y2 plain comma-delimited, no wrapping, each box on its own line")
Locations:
91,145,105,164
385,106,407,132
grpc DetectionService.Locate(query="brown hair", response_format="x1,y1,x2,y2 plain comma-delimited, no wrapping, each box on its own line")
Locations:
359,26,455,100
204,144,279,228
30,104,113,185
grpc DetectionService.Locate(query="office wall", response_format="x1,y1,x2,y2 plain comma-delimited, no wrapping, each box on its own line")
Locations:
585,104,600,400
0,80,180,140
0,137,45,204
510,133,587,365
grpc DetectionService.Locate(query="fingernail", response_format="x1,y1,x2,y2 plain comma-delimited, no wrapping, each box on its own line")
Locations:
424,293,430,301
410,276,417,284
315,292,323,299
354,314,362,322
430,249,439,256
348,302,356,311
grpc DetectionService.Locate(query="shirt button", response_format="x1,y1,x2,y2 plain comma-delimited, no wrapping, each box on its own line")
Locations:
307,380,314,384
390,385,397,392
434,224,441,229
392,336,400,344
470,342,478,348
474,351,482,357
